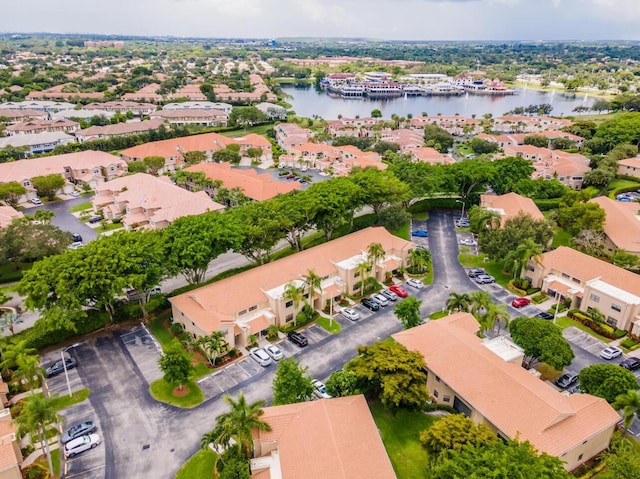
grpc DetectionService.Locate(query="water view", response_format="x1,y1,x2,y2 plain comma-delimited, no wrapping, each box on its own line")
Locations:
281,83,596,120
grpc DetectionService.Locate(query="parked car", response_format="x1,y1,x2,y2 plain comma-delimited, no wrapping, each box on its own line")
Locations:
474,274,495,284
286,173,296,179
69,241,84,250
249,347,273,367
312,379,332,399
616,194,633,202
511,297,531,308
72,233,82,243
455,218,470,227
88,216,103,224
340,308,360,321
265,344,283,361
600,346,623,360
389,285,408,298
468,268,486,278
69,191,80,198
288,331,308,347
29,197,42,205
45,357,77,378
535,311,555,320
411,230,429,237
555,371,579,389
568,382,583,395
371,293,389,307
61,421,97,444
63,433,101,459
460,238,477,247
406,278,424,289
361,298,380,311
620,357,640,371
380,289,398,301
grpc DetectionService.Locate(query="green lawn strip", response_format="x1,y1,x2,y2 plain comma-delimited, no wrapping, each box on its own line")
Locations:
0,262,32,283
219,124,274,137
175,448,217,479
148,314,175,350
96,222,124,233
369,400,436,479
51,448,61,478
68,201,92,213
552,228,572,248
535,363,563,382
36,388,90,411
149,379,204,408
316,315,341,334
412,212,429,221
554,316,612,343
429,311,448,320
606,179,640,193
458,254,510,287
392,221,409,240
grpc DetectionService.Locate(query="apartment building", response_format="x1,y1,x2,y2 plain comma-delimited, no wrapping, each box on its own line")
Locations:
479,192,545,227
4,119,79,136
149,109,228,127
75,119,166,142
617,157,640,180
588,196,640,257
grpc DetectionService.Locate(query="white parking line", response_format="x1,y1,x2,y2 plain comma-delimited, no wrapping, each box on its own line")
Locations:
64,464,106,479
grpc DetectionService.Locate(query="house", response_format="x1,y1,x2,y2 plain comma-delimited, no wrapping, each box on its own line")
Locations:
0,206,23,228
275,123,313,151
184,162,301,202
4,119,80,136
169,227,413,348
0,132,74,156
617,157,640,180
75,119,166,142
0,109,48,124
250,395,397,479
287,143,387,175
393,313,620,472
169,84,207,101
92,173,223,231
0,101,75,113
480,192,545,227
50,109,116,121
0,408,23,479
381,128,425,150
0,150,128,199
493,115,572,133
588,196,640,257
410,115,482,136
84,101,157,116
26,87,104,101
409,147,453,165
122,84,163,103
523,246,640,333
149,109,228,127
162,101,233,114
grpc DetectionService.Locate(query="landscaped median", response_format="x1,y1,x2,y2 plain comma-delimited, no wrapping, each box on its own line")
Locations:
174,448,217,479
149,378,204,409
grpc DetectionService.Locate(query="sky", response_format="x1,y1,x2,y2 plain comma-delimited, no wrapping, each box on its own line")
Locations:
1,0,639,41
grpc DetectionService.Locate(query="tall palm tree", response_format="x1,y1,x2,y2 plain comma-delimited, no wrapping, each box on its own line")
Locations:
0,340,37,374
504,239,544,279
15,394,60,477
468,291,492,316
15,354,43,394
283,281,304,326
197,331,228,367
612,390,640,439
481,303,510,334
469,206,501,233
201,393,272,460
408,248,431,274
367,243,386,281
356,261,371,296
445,292,471,313
302,269,322,310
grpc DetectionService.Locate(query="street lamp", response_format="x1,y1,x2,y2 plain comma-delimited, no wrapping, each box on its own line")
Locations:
455,199,466,220
61,343,80,397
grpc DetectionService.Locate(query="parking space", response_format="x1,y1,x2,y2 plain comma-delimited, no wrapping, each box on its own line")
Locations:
410,220,430,249
119,325,163,384
41,349,84,398
563,328,607,355
61,400,106,479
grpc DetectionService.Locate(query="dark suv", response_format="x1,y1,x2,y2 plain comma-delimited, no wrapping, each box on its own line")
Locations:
361,298,380,311
45,357,78,378
620,357,640,371
287,331,308,347
468,268,486,278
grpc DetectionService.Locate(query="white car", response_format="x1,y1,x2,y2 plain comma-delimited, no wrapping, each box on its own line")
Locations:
69,241,84,250
371,293,389,307
340,308,360,321
249,347,273,367
600,346,623,360
64,433,101,459
69,191,80,198
312,379,332,399
406,278,424,289
29,197,42,205
460,238,477,247
265,344,283,361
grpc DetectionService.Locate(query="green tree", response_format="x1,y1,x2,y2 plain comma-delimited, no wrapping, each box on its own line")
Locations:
600,440,640,479
377,203,411,231
468,205,501,233
33,209,55,224
231,201,286,264
612,390,640,439
212,147,242,164
480,303,510,335
246,147,262,162
419,414,497,459
158,341,193,391
307,177,361,241
408,247,431,274
371,108,382,118
0,311,21,336
31,173,65,200
612,249,640,270
503,238,543,279
468,290,492,316
325,369,359,398
273,191,318,251
469,137,500,154
347,341,429,410
349,167,411,216
594,112,640,151
557,193,605,236
142,155,166,175
579,364,639,404
394,296,423,329
283,281,304,326
509,317,574,370
272,357,314,405
446,292,471,313
200,393,271,460
15,394,60,477
423,123,454,152
302,269,322,310
489,157,535,195
0,182,27,207
524,135,549,148
183,150,206,165
478,213,554,262
1,219,71,263
583,168,614,188
229,106,266,129
367,242,386,280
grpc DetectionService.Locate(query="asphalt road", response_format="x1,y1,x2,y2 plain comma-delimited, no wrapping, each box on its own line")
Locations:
22,195,98,242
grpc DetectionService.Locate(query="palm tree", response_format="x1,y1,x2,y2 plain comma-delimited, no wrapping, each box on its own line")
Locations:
356,261,371,296
612,390,640,439
0,340,37,374
504,239,544,279
283,281,304,326
481,303,510,334
367,243,386,281
445,292,471,313
197,331,228,367
0,312,21,335
201,393,272,460
34,209,55,224
15,353,43,394
15,394,60,477
408,248,431,274
302,269,322,310
469,206,501,233
468,291,492,316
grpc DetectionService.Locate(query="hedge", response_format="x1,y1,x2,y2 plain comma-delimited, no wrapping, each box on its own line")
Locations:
567,310,627,340
507,281,527,296
533,198,561,211
531,293,548,304
408,198,463,213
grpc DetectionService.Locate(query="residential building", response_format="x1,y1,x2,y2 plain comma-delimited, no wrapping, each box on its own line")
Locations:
26,88,104,101
50,109,116,121
149,109,228,127
287,143,387,175
409,147,453,164
523,246,640,333
410,115,482,136
480,192,545,227
480,131,584,149
493,115,572,133
212,75,277,103
122,84,163,103
617,157,640,180
4,119,79,136
0,407,23,479
393,313,620,472
251,395,397,479
588,196,640,257
255,102,286,120
0,109,48,124
75,119,166,142
381,128,425,150
275,123,313,151
162,101,233,114
0,206,23,228
0,150,127,199
0,132,74,156
327,117,380,138
92,173,223,231
0,101,75,113
169,227,413,347
84,101,157,116
169,84,207,101
184,162,301,202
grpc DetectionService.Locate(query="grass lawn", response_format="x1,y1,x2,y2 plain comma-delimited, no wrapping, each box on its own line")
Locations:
554,316,612,343
30,388,91,412
552,228,572,248
607,179,640,193
412,212,429,221
175,448,217,479
0,262,32,283
219,123,274,137
37,449,61,478
68,201,92,213
149,378,204,408
96,222,124,233
369,400,436,479
316,315,342,334
392,221,409,240
456,142,473,156
458,254,511,287
429,311,448,320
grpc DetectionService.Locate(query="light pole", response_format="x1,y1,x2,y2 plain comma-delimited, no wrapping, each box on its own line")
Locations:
455,199,466,220
61,343,80,397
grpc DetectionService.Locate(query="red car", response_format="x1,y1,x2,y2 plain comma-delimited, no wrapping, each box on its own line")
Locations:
389,285,409,298
511,297,531,308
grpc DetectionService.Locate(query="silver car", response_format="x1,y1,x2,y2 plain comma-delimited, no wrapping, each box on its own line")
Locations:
406,278,424,289
312,379,332,399
340,308,360,321
265,344,283,361
371,293,389,307
64,433,101,459
249,347,273,367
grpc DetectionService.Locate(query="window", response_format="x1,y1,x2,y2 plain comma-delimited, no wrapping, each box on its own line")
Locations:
322,275,329,280
238,309,247,316
572,277,580,284
303,293,309,299
285,314,293,322
562,273,570,279
606,317,618,327
353,284,359,291
249,305,257,312
590,294,600,303
578,454,584,461
354,272,360,278
611,304,621,312
435,376,441,383
285,301,293,308
433,390,439,398
191,321,195,326
443,395,450,403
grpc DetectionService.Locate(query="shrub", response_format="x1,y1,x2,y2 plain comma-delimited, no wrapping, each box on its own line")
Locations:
507,281,527,296
170,323,184,336
531,293,548,304
526,288,541,295
147,294,170,313
533,198,561,211
424,403,461,414
567,310,619,339
621,338,639,349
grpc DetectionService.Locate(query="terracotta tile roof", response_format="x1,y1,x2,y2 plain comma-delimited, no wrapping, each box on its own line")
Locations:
0,206,23,228
170,227,413,334
393,313,620,457
0,109,46,120
410,147,452,164
589,196,640,254
247,315,271,335
253,395,396,479
185,163,300,201
618,157,640,169
76,119,165,139
480,192,545,226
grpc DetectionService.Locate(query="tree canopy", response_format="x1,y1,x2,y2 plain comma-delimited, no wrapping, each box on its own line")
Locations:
272,358,314,405
579,364,639,403
509,317,574,370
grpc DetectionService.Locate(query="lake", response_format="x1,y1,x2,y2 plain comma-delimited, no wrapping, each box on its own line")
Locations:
281,84,595,120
